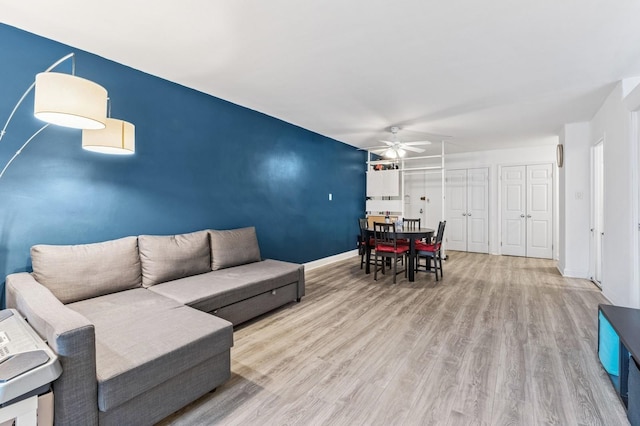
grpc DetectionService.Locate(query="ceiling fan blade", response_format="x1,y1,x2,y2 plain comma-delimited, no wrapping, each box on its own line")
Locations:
378,140,395,146
360,146,388,150
402,146,425,153
402,141,432,146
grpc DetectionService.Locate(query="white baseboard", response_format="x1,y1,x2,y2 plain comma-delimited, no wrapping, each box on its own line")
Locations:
600,290,614,305
557,265,589,279
304,249,359,271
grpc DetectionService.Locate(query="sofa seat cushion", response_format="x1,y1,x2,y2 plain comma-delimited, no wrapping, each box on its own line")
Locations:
67,289,233,412
148,259,300,313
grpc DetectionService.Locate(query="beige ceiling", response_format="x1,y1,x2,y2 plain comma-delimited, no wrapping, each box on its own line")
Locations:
3,0,640,155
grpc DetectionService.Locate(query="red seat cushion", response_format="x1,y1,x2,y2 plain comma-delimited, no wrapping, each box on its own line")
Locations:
358,238,376,247
415,242,440,252
375,244,410,254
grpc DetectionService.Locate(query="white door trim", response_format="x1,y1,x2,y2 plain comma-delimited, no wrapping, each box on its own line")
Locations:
590,138,605,286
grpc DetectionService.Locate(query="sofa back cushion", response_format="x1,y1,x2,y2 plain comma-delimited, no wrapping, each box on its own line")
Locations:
31,236,142,304
138,230,211,287
209,227,261,270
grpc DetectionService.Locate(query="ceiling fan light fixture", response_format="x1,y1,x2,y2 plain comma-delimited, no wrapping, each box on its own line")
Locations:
397,148,406,157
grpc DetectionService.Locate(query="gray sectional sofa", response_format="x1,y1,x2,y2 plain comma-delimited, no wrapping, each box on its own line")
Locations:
5,227,305,425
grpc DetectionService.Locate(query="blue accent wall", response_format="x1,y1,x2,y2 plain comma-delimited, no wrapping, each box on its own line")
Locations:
0,24,365,307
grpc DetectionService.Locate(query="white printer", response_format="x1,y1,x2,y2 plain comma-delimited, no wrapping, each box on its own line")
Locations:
0,309,61,405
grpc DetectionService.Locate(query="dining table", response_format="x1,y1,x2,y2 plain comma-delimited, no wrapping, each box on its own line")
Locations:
364,226,435,282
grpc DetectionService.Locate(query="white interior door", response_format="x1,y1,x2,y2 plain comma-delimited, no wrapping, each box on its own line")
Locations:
526,164,553,259
425,172,444,229
467,168,489,253
404,173,427,223
446,169,467,251
501,165,527,256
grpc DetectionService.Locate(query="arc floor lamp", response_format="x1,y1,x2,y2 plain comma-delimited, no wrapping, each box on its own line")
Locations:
0,52,135,180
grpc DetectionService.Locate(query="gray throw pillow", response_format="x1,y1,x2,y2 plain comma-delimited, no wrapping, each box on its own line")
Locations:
138,230,211,287
31,236,142,304
209,227,261,270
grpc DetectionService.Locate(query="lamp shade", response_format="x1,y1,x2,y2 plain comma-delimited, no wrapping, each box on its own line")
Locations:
34,72,107,130
82,118,135,155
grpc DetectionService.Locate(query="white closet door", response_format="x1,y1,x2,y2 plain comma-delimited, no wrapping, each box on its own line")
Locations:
467,168,489,253
501,165,527,256
446,169,468,251
526,164,553,259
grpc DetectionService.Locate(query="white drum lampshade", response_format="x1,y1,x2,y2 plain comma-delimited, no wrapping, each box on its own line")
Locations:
82,118,135,155
34,72,107,130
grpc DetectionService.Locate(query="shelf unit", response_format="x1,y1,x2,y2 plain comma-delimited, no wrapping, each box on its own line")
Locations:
365,141,446,223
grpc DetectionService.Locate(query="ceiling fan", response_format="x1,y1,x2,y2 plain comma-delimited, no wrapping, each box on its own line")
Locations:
361,126,432,158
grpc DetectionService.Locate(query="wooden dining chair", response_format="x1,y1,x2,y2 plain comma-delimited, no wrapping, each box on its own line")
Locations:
402,218,421,230
358,218,375,269
373,222,409,283
397,218,420,246
415,221,446,281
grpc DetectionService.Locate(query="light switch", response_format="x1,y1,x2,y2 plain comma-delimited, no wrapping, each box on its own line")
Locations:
329,193,332,201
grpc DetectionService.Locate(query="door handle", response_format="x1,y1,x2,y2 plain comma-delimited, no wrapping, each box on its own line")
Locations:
462,213,467,216
590,228,594,232
520,214,525,218
467,212,472,216
526,215,531,218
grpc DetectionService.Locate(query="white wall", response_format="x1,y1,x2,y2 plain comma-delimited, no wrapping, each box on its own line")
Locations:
404,145,557,256
589,82,639,308
557,122,591,278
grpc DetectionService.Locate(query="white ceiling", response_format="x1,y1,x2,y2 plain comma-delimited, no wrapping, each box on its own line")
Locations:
3,0,640,155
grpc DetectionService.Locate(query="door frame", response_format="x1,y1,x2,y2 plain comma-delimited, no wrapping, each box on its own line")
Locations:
635,111,640,307
590,137,605,287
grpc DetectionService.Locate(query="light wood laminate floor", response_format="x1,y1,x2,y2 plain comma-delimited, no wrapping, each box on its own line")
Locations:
159,252,628,425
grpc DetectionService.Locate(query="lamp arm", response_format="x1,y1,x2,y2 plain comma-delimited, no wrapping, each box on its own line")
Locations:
0,124,50,180
0,53,75,143
0,81,36,142
43,53,75,74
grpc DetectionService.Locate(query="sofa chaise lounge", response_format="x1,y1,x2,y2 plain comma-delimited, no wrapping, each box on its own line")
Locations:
5,227,305,425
